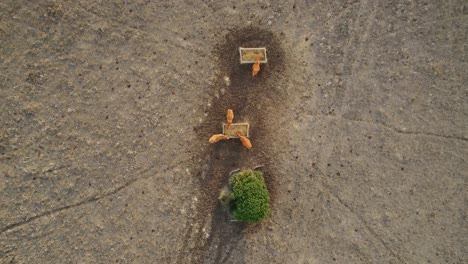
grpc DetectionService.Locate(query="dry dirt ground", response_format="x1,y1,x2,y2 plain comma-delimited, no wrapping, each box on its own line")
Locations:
0,1,466,263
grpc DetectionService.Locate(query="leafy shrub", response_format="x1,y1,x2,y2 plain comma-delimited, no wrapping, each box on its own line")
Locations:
228,170,270,222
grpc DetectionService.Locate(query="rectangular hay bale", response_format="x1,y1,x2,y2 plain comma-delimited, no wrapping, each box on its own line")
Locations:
239,47,267,64
222,123,250,138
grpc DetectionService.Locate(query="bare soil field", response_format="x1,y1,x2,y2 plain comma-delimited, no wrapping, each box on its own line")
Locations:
1,1,466,263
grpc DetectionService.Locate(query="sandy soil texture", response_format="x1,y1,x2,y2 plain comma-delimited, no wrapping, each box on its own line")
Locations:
1,1,466,263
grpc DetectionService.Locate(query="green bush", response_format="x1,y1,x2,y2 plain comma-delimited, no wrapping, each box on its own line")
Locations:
228,170,270,222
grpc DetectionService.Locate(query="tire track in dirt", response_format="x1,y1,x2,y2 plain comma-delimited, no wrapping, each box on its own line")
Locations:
177,27,286,264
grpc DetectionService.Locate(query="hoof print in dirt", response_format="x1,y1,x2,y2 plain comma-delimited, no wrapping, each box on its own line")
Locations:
219,169,270,223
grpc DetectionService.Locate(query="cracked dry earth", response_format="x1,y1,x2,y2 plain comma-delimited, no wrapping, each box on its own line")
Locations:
1,1,466,264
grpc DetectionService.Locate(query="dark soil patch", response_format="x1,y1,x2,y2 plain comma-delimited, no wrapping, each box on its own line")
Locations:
178,26,286,264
